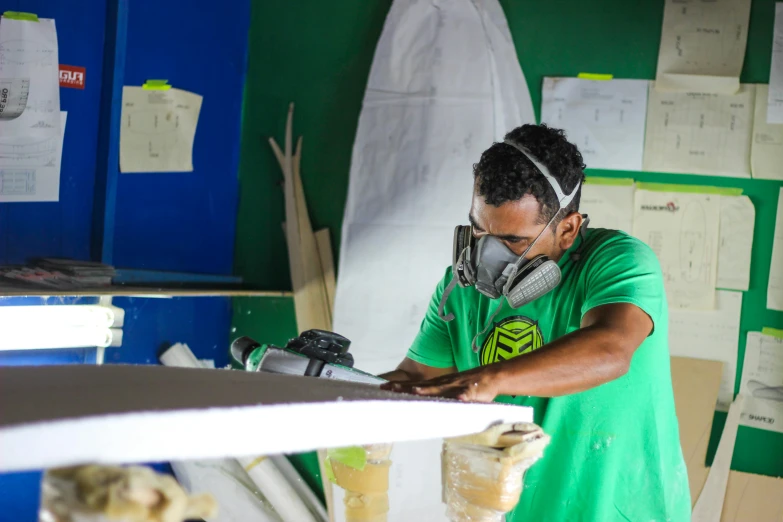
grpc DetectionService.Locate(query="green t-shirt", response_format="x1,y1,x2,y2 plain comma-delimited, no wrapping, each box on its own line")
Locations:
408,228,691,522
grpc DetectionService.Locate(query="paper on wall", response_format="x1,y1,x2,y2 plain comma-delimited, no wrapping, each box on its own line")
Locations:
669,290,742,411
333,1,535,520
119,86,202,173
767,4,783,123
752,84,783,181
578,180,634,234
0,16,61,140
739,332,783,433
769,188,783,311
655,0,751,94
633,189,720,310
540,77,648,171
0,110,66,202
717,195,754,291
643,83,754,177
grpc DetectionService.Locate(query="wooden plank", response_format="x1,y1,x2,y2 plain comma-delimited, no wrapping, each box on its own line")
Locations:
314,228,336,317
721,471,783,522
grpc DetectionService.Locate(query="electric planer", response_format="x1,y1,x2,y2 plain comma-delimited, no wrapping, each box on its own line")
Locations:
231,329,384,385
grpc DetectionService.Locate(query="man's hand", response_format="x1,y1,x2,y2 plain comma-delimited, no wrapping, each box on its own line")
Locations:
380,366,499,402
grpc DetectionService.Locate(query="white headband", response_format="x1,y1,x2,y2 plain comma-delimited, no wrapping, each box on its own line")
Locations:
503,139,581,210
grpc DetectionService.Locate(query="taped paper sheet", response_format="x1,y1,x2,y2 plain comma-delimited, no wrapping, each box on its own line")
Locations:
717,195,754,291
769,188,783,311
0,16,61,139
0,365,533,473
643,84,754,177
540,78,648,171
0,110,66,202
333,2,535,520
120,86,202,173
739,332,783,433
669,290,742,411
578,180,634,234
752,85,783,180
655,0,751,94
633,189,720,310
768,4,783,123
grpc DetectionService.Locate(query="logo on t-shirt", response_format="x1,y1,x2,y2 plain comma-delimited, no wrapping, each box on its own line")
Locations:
480,316,545,366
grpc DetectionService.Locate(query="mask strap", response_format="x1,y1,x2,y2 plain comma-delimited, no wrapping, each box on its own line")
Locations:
502,140,581,210
471,300,505,353
438,276,459,322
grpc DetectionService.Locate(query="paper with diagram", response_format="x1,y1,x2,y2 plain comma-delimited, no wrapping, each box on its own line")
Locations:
655,0,751,94
717,195,754,291
739,332,783,434
769,188,783,312
0,111,65,202
633,189,720,310
752,84,783,180
669,290,742,411
0,16,60,140
579,180,634,234
768,4,783,123
643,84,754,177
540,78,648,171
119,86,202,173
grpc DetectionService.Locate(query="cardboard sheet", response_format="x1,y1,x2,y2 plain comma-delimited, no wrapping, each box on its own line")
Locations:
0,365,532,473
655,0,751,94
670,356,723,505
739,332,783,433
578,180,635,234
669,290,742,411
769,188,783,311
752,84,783,181
643,84,754,177
633,189,720,310
768,4,783,123
120,86,202,173
540,77,648,171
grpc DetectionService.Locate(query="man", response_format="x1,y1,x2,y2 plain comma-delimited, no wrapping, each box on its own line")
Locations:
380,124,690,521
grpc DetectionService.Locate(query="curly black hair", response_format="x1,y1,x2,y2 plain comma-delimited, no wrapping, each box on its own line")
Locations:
473,124,586,224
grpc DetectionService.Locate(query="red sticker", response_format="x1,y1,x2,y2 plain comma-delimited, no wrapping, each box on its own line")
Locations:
59,65,85,89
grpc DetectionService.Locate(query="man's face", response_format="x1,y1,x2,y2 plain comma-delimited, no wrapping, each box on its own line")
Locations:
469,185,582,261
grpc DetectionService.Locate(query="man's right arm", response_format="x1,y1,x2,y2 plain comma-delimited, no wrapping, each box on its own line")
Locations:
379,357,456,382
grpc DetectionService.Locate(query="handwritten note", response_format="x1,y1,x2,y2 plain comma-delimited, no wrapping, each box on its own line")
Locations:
655,0,751,94
752,84,783,180
669,290,742,411
540,78,648,171
633,189,719,310
768,4,783,123
717,195,754,291
769,188,783,312
643,84,754,177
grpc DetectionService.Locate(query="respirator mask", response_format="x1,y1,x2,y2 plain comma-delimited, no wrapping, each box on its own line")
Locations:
437,140,584,350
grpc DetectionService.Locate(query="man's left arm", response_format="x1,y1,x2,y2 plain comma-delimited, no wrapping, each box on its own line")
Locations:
383,302,651,401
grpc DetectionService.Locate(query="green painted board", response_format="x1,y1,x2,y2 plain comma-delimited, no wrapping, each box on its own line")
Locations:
234,0,783,490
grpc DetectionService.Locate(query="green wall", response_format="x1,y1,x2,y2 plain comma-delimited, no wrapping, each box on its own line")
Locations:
234,0,783,485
